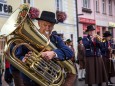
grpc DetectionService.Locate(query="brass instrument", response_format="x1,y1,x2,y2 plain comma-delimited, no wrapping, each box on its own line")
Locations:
93,34,106,42
94,34,115,43
0,36,6,74
0,4,76,86
94,35,115,73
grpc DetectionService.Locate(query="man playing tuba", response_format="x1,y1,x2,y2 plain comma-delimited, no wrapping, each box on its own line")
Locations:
13,11,76,86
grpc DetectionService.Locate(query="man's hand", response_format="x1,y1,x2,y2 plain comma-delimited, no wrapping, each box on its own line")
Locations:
41,51,56,60
22,51,32,62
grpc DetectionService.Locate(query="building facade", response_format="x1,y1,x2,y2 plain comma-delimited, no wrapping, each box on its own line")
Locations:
77,0,115,38
0,0,78,56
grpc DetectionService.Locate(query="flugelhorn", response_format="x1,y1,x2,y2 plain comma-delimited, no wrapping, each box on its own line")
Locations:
93,34,106,42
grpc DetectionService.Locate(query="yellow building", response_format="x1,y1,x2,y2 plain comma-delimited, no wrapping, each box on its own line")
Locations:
0,0,78,57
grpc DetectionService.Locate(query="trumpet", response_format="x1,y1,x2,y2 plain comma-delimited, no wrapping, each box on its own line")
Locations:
93,34,106,42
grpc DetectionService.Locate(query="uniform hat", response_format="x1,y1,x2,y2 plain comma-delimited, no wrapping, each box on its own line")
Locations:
66,39,72,43
77,37,82,42
103,31,112,37
36,11,58,24
86,25,95,32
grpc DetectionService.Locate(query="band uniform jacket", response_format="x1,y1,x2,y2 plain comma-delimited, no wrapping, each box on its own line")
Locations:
77,44,85,69
101,40,115,77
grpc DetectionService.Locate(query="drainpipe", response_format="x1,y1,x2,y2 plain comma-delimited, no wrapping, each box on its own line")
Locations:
75,0,79,38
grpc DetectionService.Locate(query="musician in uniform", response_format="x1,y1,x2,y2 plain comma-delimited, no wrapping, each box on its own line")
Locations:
82,25,108,86
77,37,86,81
14,11,75,86
101,31,115,85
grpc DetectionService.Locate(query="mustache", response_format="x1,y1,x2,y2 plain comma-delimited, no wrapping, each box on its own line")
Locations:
45,31,50,35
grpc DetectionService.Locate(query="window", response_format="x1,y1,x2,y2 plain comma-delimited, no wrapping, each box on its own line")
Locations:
23,0,30,4
56,0,63,11
83,0,90,8
102,0,106,14
96,0,99,12
108,0,112,16
114,0,115,5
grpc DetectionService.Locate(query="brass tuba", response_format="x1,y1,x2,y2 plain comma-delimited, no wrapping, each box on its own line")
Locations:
1,4,76,86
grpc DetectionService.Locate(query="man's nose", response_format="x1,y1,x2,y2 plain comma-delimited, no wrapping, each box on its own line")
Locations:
45,26,50,30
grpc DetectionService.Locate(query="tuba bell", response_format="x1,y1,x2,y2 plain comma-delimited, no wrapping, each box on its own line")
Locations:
0,4,76,86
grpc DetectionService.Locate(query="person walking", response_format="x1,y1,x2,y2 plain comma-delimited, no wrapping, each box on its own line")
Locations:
77,37,85,81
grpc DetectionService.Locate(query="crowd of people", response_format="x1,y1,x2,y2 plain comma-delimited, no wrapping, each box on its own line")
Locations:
77,25,115,86
0,6,115,86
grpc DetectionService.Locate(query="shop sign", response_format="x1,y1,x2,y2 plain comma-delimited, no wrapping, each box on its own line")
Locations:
79,17,95,24
0,2,12,16
109,22,115,27
96,20,108,27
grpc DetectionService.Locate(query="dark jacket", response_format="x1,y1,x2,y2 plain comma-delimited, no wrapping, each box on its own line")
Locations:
82,35,101,57
100,40,112,57
77,44,85,60
50,34,73,60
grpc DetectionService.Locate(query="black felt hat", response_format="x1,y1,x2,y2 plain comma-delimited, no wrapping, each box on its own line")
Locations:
77,37,82,42
86,25,95,32
66,39,72,43
103,31,112,37
36,11,58,24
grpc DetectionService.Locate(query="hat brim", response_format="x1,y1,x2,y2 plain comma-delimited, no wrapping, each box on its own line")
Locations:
36,18,58,24
78,38,82,42
103,34,112,37
86,28,95,32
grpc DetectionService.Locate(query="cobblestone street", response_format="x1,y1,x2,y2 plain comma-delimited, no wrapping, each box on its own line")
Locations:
74,77,115,86
1,73,115,86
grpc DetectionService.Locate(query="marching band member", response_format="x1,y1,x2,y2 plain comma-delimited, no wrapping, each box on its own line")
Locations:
77,37,85,81
82,25,108,86
101,31,115,85
14,11,75,86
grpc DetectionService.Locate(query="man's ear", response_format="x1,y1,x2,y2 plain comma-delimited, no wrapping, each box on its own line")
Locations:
38,21,40,26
